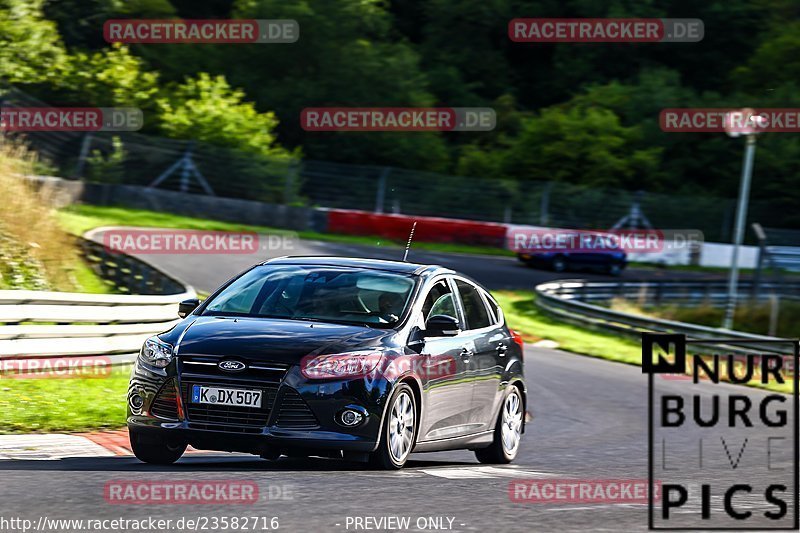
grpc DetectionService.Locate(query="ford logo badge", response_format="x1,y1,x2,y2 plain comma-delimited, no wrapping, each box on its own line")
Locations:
218,360,246,372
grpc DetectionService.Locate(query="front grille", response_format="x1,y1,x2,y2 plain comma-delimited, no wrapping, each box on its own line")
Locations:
150,380,180,420
180,357,288,383
181,381,278,433
275,387,319,428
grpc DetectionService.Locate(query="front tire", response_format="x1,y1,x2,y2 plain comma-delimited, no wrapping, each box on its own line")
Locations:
369,384,417,470
475,387,523,464
130,430,186,465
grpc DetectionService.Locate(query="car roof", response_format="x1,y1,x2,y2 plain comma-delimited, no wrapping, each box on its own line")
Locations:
262,256,453,276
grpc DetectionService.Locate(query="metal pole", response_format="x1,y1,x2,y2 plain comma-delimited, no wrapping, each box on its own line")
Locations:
768,294,780,336
0,97,5,148
751,223,766,301
74,132,93,179
540,182,552,226
375,167,389,213
722,135,757,330
283,161,297,205
179,153,191,193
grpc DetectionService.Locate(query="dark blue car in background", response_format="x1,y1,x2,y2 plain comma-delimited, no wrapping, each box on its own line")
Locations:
517,250,627,276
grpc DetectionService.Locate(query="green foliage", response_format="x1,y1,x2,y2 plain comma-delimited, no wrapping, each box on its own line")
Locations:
1,0,799,222
86,135,127,183
157,73,292,158
58,44,160,108
0,0,68,84
460,105,662,188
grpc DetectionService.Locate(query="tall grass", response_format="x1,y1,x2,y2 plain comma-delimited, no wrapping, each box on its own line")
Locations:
610,297,800,338
0,142,80,290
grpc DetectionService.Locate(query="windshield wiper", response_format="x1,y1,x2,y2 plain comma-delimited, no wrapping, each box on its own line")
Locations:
293,316,374,328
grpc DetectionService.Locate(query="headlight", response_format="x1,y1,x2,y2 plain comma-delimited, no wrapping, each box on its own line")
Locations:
139,336,174,369
301,351,385,380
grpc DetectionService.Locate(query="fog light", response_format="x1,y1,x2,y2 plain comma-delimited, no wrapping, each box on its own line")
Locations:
339,408,365,427
130,394,144,409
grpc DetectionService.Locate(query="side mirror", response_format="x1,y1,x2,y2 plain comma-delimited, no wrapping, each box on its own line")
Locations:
178,298,200,318
422,315,461,338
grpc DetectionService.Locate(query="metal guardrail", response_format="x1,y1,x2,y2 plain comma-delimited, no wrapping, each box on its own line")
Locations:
535,279,794,356
766,246,800,272
543,279,800,304
0,239,195,367
80,236,187,295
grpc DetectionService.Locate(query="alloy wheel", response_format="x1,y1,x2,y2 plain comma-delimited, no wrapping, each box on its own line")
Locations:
388,390,415,463
501,390,523,456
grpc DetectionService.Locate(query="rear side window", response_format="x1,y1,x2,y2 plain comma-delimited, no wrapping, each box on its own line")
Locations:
482,290,502,325
455,280,492,330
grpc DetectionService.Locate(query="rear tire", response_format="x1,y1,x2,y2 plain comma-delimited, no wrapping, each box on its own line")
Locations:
369,384,417,470
475,387,523,464
130,430,186,465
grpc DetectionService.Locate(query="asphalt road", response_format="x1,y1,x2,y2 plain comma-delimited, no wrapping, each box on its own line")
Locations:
107,230,723,293
1,347,794,532
2,231,791,532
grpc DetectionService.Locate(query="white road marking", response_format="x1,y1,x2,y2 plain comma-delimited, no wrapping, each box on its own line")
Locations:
545,504,646,511
419,466,558,479
0,434,115,460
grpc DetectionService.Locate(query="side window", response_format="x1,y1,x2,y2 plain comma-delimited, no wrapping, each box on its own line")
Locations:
421,279,458,323
482,290,502,325
455,280,492,330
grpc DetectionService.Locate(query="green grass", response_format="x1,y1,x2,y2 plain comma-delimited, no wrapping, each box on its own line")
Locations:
66,256,115,294
610,298,800,339
493,290,643,365
495,290,793,394
0,366,130,433
57,204,514,257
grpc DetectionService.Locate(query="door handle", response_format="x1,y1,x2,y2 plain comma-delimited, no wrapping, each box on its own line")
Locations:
460,347,474,361
496,343,508,356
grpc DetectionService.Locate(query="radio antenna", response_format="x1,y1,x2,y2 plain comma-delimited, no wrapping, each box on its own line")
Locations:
403,221,417,262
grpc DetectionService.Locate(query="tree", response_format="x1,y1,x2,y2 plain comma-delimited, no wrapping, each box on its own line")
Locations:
0,0,68,84
57,44,160,109
156,73,292,158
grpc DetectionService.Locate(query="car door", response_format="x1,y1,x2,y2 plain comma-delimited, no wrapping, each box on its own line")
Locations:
453,278,508,432
414,277,475,441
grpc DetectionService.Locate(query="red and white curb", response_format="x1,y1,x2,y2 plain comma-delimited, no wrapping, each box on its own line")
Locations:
0,433,117,460
0,429,202,460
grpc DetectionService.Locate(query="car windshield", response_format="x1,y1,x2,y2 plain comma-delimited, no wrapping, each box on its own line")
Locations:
202,265,416,328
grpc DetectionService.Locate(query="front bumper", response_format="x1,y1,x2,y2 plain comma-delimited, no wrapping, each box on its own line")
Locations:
127,358,391,455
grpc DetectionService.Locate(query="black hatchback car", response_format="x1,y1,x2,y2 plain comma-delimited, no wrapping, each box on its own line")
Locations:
127,257,526,469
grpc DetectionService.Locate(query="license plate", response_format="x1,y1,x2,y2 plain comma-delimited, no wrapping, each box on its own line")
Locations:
191,385,262,408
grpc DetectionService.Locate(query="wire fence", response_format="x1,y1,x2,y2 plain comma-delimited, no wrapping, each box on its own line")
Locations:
0,84,788,242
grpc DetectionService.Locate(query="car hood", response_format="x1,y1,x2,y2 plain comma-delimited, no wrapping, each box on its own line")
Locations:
172,315,392,365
